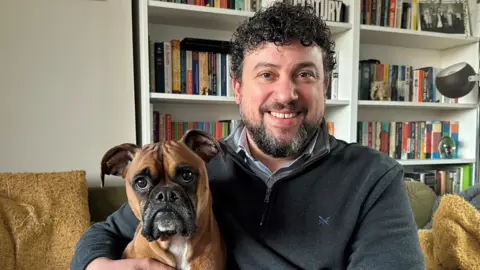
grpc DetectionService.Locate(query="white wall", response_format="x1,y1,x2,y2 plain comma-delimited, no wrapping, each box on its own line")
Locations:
0,0,136,187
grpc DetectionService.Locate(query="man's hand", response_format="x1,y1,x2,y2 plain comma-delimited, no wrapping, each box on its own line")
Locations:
86,257,175,270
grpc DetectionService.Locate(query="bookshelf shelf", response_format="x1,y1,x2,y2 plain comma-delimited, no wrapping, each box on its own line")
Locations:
134,0,479,186
325,100,350,106
148,1,352,33
150,93,235,105
148,1,253,31
397,159,476,166
150,93,350,106
360,24,479,50
358,100,478,110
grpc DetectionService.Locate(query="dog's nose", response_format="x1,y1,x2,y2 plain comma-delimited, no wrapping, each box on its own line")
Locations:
155,188,180,203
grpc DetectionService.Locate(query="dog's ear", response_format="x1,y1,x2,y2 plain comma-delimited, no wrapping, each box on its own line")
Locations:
180,129,224,163
100,143,140,188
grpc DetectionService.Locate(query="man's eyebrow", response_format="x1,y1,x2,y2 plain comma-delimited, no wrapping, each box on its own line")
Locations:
253,62,280,70
294,61,318,70
253,61,318,70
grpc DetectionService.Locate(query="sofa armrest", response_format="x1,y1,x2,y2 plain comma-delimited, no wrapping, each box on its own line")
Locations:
88,186,128,223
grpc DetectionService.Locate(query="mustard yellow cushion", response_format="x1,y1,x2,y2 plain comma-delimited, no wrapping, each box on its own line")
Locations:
405,180,437,228
0,170,90,270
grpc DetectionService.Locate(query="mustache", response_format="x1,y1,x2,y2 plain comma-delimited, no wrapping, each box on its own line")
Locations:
259,101,307,114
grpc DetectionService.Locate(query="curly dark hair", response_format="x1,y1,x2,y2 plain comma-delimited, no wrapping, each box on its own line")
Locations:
230,2,336,82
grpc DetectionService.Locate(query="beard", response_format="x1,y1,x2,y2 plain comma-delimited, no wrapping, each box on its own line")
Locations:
240,100,321,158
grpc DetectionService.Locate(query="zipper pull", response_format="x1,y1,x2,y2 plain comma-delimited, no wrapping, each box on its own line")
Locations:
264,188,271,203
260,188,272,226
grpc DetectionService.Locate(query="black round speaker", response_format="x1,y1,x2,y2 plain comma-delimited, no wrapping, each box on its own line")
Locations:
435,62,476,99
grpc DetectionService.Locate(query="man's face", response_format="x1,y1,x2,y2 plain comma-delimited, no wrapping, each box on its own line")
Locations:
233,41,327,158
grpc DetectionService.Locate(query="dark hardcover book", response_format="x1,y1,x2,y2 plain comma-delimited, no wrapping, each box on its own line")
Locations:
192,51,199,95
401,2,411,29
180,49,186,94
358,59,380,100
395,122,402,160
391,65,398,101
154,42,165,93
371,0,377,25
153,111,159,143
221,54,227,96
382,0,388,26
180,38,232,54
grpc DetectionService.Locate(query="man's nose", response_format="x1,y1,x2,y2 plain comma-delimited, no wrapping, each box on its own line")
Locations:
272,78,298,103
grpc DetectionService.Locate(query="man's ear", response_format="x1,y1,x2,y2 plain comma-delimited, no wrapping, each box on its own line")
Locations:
232,76,241,105
180,129,224,163
100,143,140,188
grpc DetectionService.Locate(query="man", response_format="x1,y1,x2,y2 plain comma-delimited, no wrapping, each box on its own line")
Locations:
70,2,425,270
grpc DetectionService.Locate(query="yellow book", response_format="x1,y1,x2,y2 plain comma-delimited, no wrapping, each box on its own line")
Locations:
199,52,209,95
171,40,181,94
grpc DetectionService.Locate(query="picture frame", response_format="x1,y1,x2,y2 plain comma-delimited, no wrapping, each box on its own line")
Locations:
417,0,471,35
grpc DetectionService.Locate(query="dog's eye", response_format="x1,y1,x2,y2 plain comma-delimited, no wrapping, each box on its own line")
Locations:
135,178,148,189
181,170,194,182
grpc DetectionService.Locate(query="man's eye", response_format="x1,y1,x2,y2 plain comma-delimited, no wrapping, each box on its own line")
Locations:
260,72,271,78
299,71,314,78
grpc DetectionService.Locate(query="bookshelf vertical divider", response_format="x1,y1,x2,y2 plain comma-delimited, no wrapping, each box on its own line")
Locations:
133,0,480,187
136,0,152,147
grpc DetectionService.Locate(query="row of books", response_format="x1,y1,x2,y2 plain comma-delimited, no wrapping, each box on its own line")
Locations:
154,0,348,24
152,112,240,142
148,37,342,100
361,0,418,30
361,1,471,36
357,120,459,160
358,60,458,103
152,111,335,142
149,38,233,97
154,0,263,12
405,164,473,196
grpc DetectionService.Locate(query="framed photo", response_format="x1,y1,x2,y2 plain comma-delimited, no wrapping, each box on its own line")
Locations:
418,0,471,35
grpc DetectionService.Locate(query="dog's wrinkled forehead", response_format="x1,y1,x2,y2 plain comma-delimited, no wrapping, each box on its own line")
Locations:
126,141,205,182
100,129,222,188
126,143,164,181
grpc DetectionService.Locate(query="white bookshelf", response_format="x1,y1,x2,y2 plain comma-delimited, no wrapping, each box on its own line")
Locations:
360,24,479,50
358,100,478,109
133,0,480,185
151,92,351,106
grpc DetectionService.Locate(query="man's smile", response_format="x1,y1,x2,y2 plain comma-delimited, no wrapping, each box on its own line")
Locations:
269,111,299,119
265,110,304,127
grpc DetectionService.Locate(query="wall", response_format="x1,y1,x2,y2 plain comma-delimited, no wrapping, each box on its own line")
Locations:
0,0,136,187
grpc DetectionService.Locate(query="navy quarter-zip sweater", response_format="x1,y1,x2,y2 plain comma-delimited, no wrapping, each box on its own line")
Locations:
71,121,425,270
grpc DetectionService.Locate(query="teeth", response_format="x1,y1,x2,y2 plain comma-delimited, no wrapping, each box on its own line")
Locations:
270,112,297,119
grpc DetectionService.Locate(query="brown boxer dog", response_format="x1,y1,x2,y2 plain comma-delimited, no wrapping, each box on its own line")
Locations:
100,129,226,270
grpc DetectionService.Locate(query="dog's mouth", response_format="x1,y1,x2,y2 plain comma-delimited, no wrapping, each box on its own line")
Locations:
141,203,197,242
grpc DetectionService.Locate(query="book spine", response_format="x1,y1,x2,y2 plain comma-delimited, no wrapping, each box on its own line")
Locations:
164,42,172,94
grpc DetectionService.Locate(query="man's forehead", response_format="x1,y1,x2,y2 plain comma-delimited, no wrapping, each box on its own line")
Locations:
246,42,324,65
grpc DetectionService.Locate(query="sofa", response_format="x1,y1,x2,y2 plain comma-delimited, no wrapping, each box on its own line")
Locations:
87,180,438,227
0,170,461,270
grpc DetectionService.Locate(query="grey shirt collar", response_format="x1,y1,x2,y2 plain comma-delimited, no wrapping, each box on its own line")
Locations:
223,119,330,185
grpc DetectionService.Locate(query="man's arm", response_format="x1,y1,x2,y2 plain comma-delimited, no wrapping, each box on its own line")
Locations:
347,164,425,270
70,202,139,270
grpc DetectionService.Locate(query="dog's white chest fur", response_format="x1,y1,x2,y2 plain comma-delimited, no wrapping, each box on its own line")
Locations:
169,236,190,270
